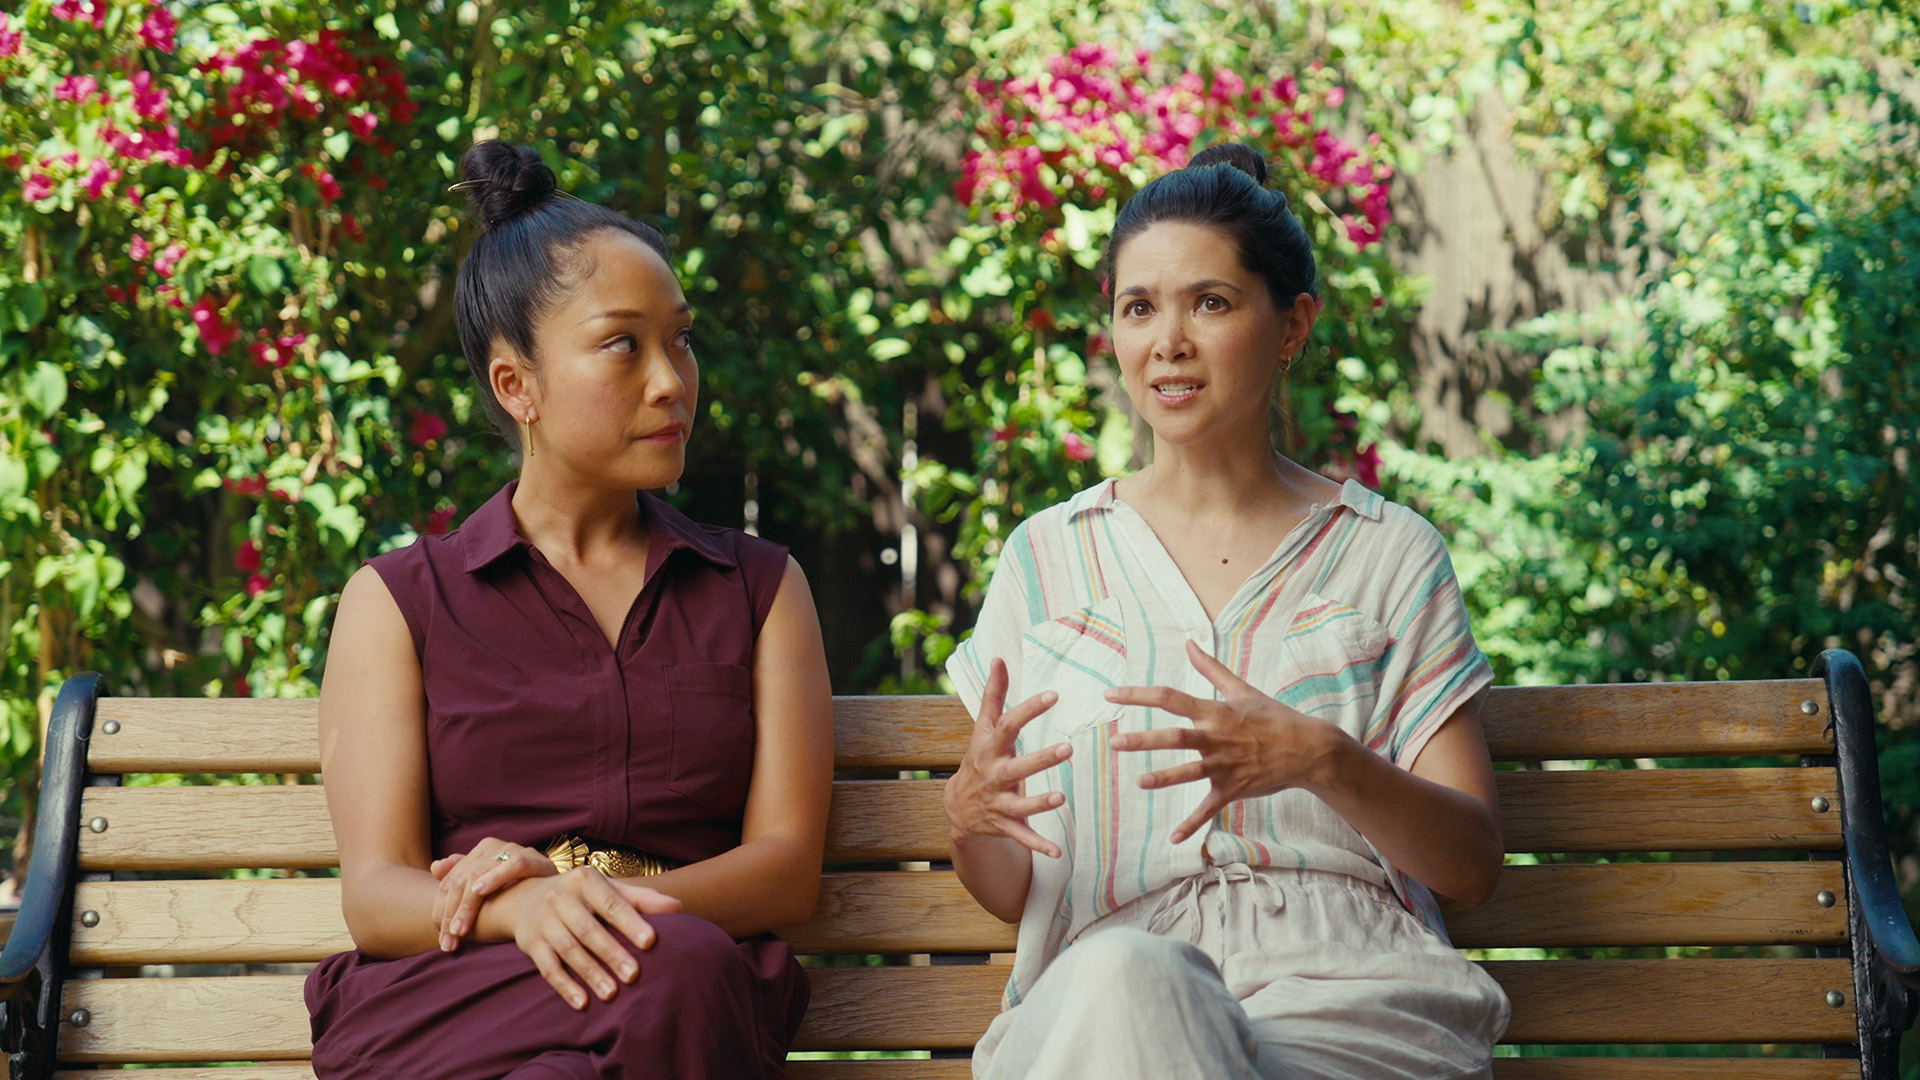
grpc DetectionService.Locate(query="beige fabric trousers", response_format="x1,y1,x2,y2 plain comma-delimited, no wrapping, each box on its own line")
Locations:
973,864,1510,1080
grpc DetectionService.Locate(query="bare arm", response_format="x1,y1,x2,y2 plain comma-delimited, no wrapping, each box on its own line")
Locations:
634,556,835,936
319,565,447,957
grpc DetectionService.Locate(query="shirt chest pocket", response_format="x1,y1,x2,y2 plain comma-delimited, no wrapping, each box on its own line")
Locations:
1272,592,1395,733
1017,596,1129,744
666,662,756,818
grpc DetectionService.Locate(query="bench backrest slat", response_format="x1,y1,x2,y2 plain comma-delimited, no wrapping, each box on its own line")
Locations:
87,681,1833,777
64,859,1848,969
73,767,1840,874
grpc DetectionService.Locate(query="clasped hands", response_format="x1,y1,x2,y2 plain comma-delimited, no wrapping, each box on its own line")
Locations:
427,839,680,1010
947,641,1347,852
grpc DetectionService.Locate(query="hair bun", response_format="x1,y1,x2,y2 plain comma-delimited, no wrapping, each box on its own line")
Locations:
1188,143,1269,186
457,140,559,230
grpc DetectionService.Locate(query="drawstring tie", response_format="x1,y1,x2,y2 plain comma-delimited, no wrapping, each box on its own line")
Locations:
1139,861,1286,957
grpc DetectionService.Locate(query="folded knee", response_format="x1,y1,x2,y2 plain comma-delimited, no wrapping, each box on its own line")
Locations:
1052,927,1211,989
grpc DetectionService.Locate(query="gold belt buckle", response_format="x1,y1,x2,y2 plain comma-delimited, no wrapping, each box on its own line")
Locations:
542,834,678,878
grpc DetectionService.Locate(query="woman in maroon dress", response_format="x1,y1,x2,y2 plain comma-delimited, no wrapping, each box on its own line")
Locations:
304,140,834,1079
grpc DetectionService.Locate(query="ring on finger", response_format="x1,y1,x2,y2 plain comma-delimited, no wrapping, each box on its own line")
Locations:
495,849,513,861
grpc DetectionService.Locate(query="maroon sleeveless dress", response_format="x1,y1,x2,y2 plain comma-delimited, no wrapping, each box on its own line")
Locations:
304,480,810,1079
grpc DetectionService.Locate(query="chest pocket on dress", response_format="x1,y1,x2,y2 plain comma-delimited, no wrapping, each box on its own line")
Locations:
666,662,756,818
1273,592,1394,733
1017,596,1128,743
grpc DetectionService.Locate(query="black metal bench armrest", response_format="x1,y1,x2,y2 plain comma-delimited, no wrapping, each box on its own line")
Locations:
1822,649,1920,980
0,674,103,996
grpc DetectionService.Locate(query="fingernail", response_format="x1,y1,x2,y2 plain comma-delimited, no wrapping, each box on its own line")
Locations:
1042,691,1057,704
620,963,637,982
450,918,464,936
573,994,587,1010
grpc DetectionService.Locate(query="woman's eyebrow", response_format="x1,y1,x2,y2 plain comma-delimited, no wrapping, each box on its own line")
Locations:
1185,279,1244,295
591,302,693,321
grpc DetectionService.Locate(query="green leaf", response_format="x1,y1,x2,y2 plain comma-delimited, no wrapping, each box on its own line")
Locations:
24,362,67,417
437,115,463,142
869,338,911,362
373,13,400,39
249,255,285,294
12,286,46,331
324,131,352,161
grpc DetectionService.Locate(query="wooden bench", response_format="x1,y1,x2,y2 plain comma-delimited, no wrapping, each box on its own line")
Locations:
1,648,1916,1078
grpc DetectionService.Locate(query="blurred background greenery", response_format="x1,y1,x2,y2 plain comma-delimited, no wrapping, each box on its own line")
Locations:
1,0,1916,1063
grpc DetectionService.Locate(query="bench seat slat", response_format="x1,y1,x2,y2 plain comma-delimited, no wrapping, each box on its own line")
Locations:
88,681,1832,776
67,860,1847,968
78,768,1839,873
54,959,1858,1062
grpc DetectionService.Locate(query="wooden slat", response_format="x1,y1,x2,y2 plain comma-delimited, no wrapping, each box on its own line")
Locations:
1442,862,1847,947
87,680,1832,777
41,1057,1862,1079
1498,768,1839,852
826,780,947,862
788,1065,970,1080
52,1060,983,1068
87,695,980,775
77,785,336,871
75,766,1841,873
1483,680,1830,760
1490,959,1857,1044
69,872,1015,966
1490,1061,1859,1079
55,960,1859,1061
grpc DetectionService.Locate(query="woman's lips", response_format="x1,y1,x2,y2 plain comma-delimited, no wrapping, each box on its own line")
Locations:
1151,381,1203,406
640,423,686,443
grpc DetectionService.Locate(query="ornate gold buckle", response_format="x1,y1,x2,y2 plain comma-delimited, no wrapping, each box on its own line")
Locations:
542,834,678,878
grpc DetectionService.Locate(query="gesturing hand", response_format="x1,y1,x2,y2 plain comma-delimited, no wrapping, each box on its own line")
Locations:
429,838,557,952
944,658,1073,859
1106,640,1351,844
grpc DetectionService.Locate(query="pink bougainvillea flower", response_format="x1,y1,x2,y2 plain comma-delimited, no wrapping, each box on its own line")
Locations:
55,75,99,103
1353,443,1381,487
244,572,271,597
154,242,187,278
1326,86,1346,109
0,13,22,58
408,410,449,446
314,170,341,203
138,6,179,52
992,425,1018,444
50,0,106,30
224,474,268,498
1062,431,1096,462
426,505,457,535
347,110,377,138
23,171,55,202
1209,70,1246,103
83,157,121,199
1274,76,1300,105
234,538,263,572
191,296,240,356
341,212,366,242
130,70,169,120
130,234,151,263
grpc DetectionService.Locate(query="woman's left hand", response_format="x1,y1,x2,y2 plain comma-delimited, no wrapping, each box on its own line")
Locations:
429,838,559,951
1106,640,1352,844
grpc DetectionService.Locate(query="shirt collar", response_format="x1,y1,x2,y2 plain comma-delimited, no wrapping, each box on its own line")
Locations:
1064,476,1384,522
457,480,737,573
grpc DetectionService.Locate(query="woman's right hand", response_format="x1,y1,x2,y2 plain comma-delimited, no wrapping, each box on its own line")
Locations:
496,868,685,1010
943,658,1072,858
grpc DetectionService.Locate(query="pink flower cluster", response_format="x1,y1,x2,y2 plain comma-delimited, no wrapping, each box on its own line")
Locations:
251,330,307,368
959,48,1395,249
194,29,416,171
0,13,22,58
50,0,108,31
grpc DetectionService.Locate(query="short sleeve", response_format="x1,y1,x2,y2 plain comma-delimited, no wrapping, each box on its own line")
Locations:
365,541,431,661
945,523,1042,720
732,533,793,639
1372,509,1495,771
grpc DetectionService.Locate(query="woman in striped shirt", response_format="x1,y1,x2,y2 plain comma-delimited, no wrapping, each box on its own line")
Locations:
942,143,1511,1079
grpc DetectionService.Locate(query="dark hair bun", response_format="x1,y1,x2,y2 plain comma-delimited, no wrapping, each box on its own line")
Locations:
1189,143,1269,186
457,140,559,230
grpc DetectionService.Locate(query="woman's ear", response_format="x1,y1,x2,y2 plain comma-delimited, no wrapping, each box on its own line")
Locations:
1279,292,1318,365
489,353,537,423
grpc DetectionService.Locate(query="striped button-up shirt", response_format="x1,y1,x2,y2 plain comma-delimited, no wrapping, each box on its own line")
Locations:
946,477,1494,1008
